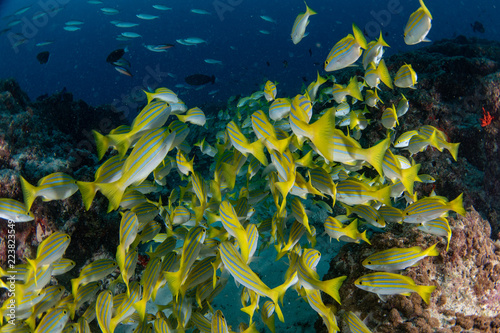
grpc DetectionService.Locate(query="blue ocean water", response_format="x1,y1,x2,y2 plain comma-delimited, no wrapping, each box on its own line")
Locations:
0,0,499,114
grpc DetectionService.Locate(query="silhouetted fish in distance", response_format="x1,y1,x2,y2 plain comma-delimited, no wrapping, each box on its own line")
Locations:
471,21,485,33
37,51,50,64
185,74,215,86
106,49,125,63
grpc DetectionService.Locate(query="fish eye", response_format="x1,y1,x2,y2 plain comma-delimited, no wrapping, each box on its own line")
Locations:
367,261,371,264
359,281,363,285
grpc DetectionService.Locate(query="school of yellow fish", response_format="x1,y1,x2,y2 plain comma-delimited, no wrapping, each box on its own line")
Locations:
0,1,465,332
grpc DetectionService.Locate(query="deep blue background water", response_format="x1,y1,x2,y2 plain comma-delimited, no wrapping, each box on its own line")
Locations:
0,0,499,117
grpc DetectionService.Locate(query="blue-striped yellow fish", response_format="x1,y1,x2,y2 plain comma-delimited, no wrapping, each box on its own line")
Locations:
143,87,179,104
344,311,373,333
324,217,370,244
404,0,432,45
362,243,439,271
362,31,389,69
394,64,417,89
269,98,291,121
81,128,176,212
297,248,346,304
403,193,465,223
354,272,436,304
417,217,452,251
71,259,117,298
20,172,78,211
219,241,296,322
93,100,171,160
164,226,206,298
291,2,316,44
364,59,392,90
325,23,367,72
264,80,277,102
226,120,268,166
0,198,34,222
175,107,206,126
34,306,69,333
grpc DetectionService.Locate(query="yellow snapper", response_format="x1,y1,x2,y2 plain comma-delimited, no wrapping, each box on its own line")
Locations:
354,272,436,304
362,243,439,272
404,0,432,45
291,2,317,45
394,63,417,89
324,23,367,72
364,59,392,90
362,31,390,69
20,172,79,211
0,198,34,222
264,80,277,102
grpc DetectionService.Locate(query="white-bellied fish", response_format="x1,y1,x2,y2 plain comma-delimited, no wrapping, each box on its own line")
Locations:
269,98,291,121
291,2,316,44
219,241,296,322
0,198,34,222
417,217,452,251
344,311,373,333
264,80,277,102
362,31,389,69
404,0,432,45
394,64,417,89
226,120,268,166
20,172,78,211
71,259,117,298
354,272,436,304
364,59,392,89
325,23,367,71
403,193,465,223
136,13,159,20
362,243,439,272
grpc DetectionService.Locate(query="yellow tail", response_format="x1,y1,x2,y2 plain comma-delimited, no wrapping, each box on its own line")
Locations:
448,193,465,216
414,284,436,304
19,175,37,211
318,275,347,305
92,130,110,161
76,181,98,211
364,138,390,176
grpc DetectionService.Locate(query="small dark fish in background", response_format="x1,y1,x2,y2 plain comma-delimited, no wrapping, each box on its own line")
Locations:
283,60,288,68
302,76,308,82
106,49,125,63
266,61,270,67
185,74,215,86
471,21,485,33
309,48,312,57
36,51,50,64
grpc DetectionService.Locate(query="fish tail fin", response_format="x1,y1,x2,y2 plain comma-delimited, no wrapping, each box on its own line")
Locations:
447,142,460,161
360,230,371,245
352,23,367,49
309,109,334,161
275,136,293,155
19,175,36,211
71,278,81,299
110,133,133,160
305,2,317,15
249,139,268,166
419,0,433,19
377,59,393,89
26,258,38,286
143,90,154,104
76,181,98,211
92,130,110,160
415,284,436,304
449,193,465,216
221,163,237,190
319,275,347,304
423,242,440,257
347,77,363,101
133,298,148,322
399,163,421,195
376,185,393,207
274,244,287,261
164,270,182,301
365,138,390,176
269,270,296,323
98,181,125,212
25,314,37,331
378,30,390,47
